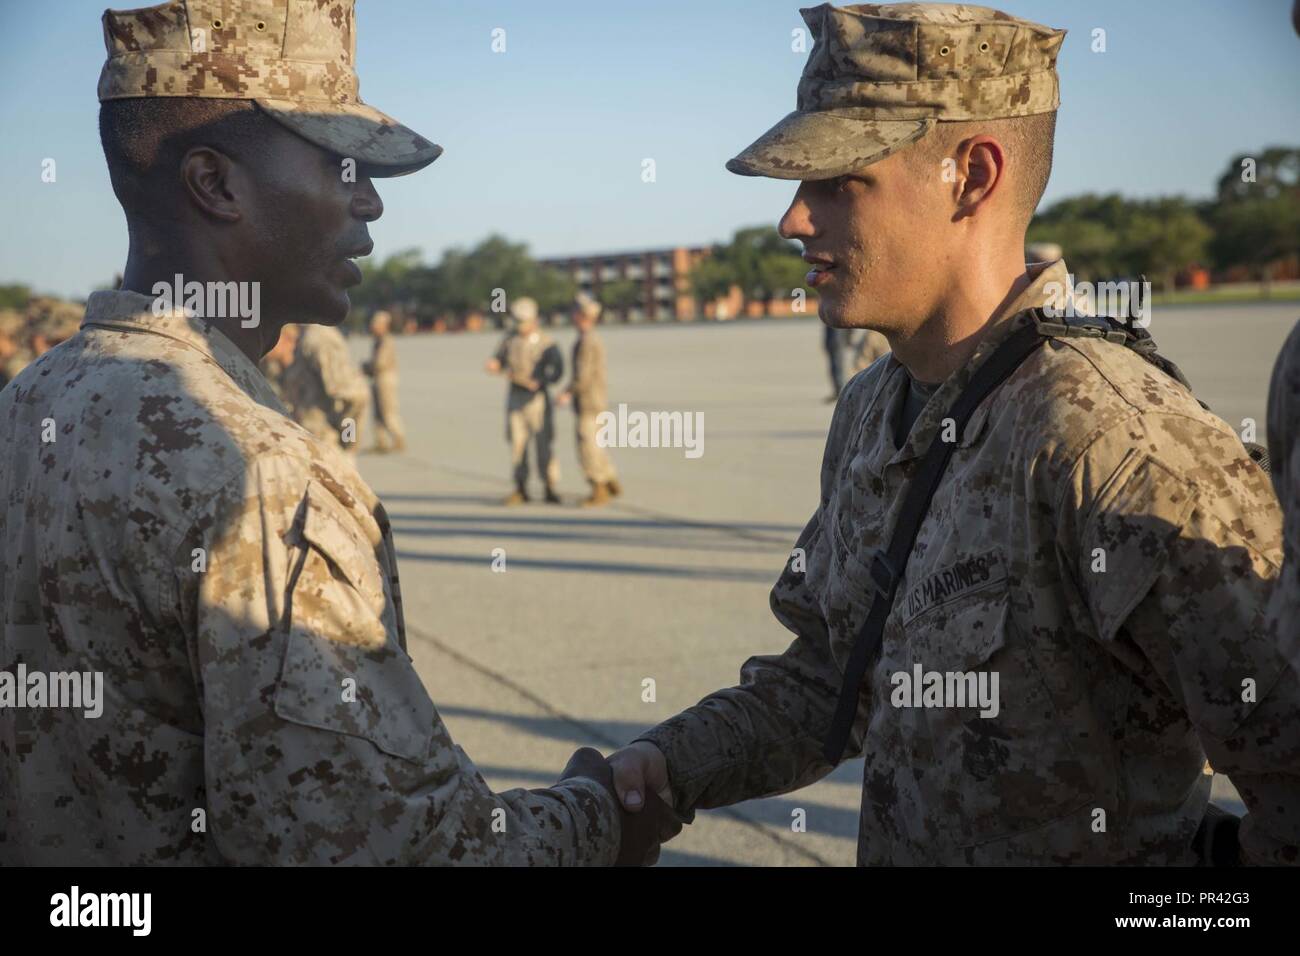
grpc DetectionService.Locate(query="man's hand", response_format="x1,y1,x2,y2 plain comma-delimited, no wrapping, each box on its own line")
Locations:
556,389,572,407
607,740,673,813
484,357,502,374
559,746,682,866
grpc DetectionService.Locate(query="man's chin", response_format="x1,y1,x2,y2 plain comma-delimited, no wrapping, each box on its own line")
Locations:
293,288,351,327
818,299,846,328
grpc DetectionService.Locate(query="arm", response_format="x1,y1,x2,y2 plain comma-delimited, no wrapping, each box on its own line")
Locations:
313,334,370,409
1071,415,1299,865
572,337,598,393
185,455,621,865
485,336,508,374
632,510,857,816
623,369,883,816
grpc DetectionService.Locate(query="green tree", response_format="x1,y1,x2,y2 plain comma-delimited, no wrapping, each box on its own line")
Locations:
1123,198,1212,292
691,226,811,315
598,278,643,313
0,284,32,310
1208,147,1300,291
435,235,574,321
1028,194,1130,282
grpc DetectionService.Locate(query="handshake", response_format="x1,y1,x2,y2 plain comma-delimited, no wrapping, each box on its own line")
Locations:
558,741,683,866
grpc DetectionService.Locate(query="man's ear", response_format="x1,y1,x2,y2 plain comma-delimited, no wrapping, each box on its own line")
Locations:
179,146,243,223
953,135,1006,222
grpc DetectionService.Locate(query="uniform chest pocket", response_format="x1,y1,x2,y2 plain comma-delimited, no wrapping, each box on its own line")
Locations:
273,482,434,762
900,586,1090,849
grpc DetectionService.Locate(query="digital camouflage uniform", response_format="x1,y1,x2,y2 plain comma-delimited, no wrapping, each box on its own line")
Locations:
0,293,617,865
0,0,620,865
639,261,1298,865
852,329,890,374
494,329,564,492
365,330,406,452
634,3,1300,866
569,329,618,485
284,324,370,454
258,353,292,408
1268,321,1300,670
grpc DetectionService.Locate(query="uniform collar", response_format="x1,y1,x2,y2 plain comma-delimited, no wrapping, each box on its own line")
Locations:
887,259,1069,466
81,289,285,412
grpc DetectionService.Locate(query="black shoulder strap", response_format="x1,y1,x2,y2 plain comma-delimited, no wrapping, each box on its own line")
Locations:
1032,307,1198,396
1033,307,1271,469
822,322,1047,765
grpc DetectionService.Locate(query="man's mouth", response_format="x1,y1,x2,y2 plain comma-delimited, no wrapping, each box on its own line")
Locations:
803,254,836,288
338,240,374,286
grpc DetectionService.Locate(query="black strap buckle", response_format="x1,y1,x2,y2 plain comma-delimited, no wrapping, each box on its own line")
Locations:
867,550,898,600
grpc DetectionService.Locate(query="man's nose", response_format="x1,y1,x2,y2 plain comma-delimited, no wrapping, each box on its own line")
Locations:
778,184,816,241
353,177,384,222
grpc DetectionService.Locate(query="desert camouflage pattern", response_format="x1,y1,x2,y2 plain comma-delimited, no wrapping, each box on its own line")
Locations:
569,328,609,415
638,261,1300,865
0,291,619,865
728,2,1064,180
1268,321,1300,669
365,331,406,451
98,0,442,176
258,353,292,406
569,330,617,485
283,323,370,454
852,328,890,374
494,329,564,491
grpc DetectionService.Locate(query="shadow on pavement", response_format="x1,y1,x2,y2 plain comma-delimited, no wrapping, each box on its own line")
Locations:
396,549,777,582
389,517,788,555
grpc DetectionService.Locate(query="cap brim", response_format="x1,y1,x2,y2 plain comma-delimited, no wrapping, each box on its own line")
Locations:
255,99,443,178
726,111,933,181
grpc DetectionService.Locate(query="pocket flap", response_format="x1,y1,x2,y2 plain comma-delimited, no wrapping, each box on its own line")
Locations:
274,617,434,762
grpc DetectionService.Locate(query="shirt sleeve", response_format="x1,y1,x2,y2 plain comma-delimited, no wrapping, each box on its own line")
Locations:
1071,413,1299,865
181,453,620,865
633,370,882,815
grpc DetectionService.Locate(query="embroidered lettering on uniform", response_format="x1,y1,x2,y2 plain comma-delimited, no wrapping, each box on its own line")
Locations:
903,550,1006,625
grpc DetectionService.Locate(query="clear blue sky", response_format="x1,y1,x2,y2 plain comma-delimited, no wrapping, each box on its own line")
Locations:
1,0,1297,299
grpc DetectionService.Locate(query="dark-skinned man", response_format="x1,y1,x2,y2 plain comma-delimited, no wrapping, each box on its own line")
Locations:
0,0,674,866
606,2,1299,866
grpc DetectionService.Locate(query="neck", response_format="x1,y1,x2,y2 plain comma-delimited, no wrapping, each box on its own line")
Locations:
120,228,277,364
889,248,1033,385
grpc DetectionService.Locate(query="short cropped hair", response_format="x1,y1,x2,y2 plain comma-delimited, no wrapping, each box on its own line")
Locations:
98,97,276,214
909,111,1057,228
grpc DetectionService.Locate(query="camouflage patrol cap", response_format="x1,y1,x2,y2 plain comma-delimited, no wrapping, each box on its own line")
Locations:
729,2,1065,180
97,0,442,177
509,297,540,326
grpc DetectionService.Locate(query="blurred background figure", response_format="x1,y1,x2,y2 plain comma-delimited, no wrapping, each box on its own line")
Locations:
0,309,31,390
283,324,370,455
851,329,890,375
258,323,300,410
27,298,81,356
822,323,849,402
485,296,564,505
557,292,622,507
363,310,407,453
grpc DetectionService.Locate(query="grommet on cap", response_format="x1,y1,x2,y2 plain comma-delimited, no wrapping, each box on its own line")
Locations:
211,17,222,29
939,45,950,56
979,41,990,52
255,20,266,31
